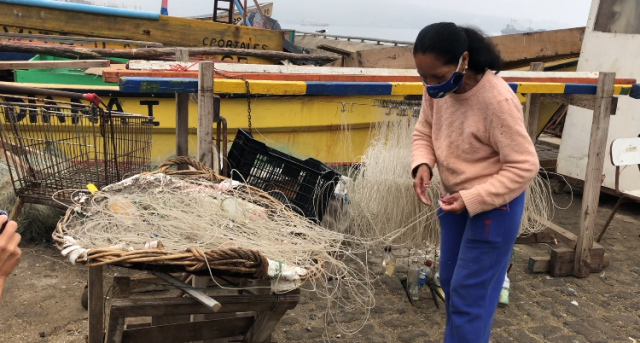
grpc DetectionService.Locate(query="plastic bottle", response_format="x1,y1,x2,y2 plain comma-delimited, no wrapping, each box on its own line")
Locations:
408,257,420,300
382,246,396,277
498,276,510,307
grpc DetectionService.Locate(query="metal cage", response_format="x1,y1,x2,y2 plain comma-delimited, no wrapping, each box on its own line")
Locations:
0,94,153,206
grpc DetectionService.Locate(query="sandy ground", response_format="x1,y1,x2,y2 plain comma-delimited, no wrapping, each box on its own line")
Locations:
1,190,639,343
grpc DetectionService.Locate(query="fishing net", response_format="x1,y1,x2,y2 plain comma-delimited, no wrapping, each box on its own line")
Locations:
53,156,375,334
325,99,555,250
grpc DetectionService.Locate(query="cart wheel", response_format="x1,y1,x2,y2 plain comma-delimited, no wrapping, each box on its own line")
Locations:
81,283,88,310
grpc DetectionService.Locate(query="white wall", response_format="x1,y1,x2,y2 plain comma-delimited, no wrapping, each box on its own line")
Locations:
557,0,640,193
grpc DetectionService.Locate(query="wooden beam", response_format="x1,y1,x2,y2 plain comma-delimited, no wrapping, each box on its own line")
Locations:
528,254,610,274
197,61,215,169
191,275,213,343
0,32,163,47
524,62,545,143
550,247,575,277
88,266,104,343
317,44,353,56
0,42,336,62
574,72,615,278
542,94,618,114
152,272,221,312
0,60,110,70
175,49,190,170
121,317,254,343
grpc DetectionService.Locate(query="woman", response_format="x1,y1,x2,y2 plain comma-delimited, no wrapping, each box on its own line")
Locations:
0,214,21,302
411,23,539,342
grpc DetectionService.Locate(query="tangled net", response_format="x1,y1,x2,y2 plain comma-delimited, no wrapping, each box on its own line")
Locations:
325,100,555,250
54,157,375,334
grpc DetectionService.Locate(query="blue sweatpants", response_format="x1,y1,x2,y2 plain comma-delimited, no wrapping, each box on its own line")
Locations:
438,192,524,343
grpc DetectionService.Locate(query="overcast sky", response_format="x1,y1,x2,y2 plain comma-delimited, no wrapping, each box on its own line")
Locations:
79,0,593,36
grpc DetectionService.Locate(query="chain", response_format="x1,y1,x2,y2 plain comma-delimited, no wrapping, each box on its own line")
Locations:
213,68,252,136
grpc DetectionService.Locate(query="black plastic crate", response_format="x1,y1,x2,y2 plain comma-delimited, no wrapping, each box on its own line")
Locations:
227,129,340,222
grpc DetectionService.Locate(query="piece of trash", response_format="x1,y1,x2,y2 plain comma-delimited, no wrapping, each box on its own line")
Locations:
571,300,579,306
336,334,342,338
39,332,45,338
629,337,637,343
566,288,578,297
554,238,558,245
600,272,606,278
306,327,312,332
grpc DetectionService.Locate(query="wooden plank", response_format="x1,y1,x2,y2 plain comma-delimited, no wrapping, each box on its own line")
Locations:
0,3,283,50
574,72,616,278
124,61,637,85
151,272,222,312
106,309,125,343
317,44,352,56
542,94,618,114
0,32,163,47
197,61,215,169
0,42,334,62
0,59,110,70
529,253,610,274
88,266,104,343
121,317,253,343
524,62,545,142
103,69,422,83
110,291,299,317
175,49,190,170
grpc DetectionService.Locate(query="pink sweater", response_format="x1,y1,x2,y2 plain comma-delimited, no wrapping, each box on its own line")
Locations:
411,70,539,217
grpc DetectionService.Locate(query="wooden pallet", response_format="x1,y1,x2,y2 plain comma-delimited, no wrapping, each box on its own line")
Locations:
87,268,300,343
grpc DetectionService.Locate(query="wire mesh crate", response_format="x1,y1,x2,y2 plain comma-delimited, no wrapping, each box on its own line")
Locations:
0,93,153,206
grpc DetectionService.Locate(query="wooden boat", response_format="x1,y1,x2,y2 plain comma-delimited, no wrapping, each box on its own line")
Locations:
557,0,640,194
0,0,283,65
298,27,585,70
3,60,635,166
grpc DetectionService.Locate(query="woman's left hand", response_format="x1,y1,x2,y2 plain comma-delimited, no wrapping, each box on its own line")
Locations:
439,193,466,214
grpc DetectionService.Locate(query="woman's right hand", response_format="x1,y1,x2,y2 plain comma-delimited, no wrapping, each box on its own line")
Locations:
413,164,432,205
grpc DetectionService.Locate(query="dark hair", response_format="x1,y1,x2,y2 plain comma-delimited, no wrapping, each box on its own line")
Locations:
413,22,503,74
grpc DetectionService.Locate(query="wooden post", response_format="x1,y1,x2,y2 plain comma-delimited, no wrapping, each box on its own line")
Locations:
197,61,215,169
523,62,545,143
106,276,130,343
88,266,104,343
573,72,616,278
175,49,190,170
192,276,211,343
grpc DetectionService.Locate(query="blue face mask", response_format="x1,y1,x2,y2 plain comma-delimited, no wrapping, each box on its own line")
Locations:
422,56,465,99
